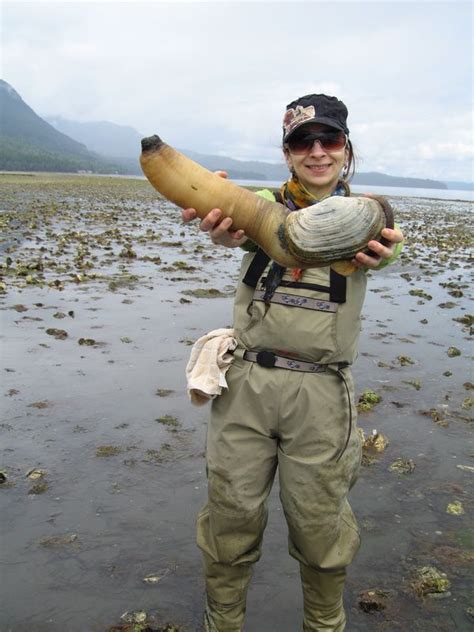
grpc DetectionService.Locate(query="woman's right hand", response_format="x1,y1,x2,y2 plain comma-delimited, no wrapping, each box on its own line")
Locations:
181,171,248,248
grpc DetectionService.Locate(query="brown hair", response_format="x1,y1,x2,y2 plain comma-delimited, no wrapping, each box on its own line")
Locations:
342,138,356,183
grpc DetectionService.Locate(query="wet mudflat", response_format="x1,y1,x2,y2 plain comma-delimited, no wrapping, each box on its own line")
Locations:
0,173,472,632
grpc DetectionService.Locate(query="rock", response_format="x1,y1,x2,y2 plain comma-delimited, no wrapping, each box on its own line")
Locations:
389,458,415,474
358,589,390,612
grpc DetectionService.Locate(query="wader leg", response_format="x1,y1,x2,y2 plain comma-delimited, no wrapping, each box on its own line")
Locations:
197,361,279,631
300,565,347,632
276,370,361,631
202,550,253,632
198,504,268,632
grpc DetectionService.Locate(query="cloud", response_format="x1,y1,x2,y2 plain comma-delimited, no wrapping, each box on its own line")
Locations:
2,0,473,180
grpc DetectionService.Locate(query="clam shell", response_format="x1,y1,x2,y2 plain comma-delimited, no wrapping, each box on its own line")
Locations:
284,196,388,265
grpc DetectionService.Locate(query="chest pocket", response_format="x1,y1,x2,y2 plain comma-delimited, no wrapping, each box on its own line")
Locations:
236,262,348,363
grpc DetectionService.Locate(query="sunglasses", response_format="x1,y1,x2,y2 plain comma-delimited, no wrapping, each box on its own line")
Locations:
285,130,347,154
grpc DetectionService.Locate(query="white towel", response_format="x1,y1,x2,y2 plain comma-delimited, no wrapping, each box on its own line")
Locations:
185,328,237,406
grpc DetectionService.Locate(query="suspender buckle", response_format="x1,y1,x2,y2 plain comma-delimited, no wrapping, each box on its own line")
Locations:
256,350,276,368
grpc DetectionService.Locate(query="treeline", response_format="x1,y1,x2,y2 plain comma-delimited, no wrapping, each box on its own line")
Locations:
0,137,127,174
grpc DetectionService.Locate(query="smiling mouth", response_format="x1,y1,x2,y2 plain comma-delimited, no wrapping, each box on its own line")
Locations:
307,164,331,172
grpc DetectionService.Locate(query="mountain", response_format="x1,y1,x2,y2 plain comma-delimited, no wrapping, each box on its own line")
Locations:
443,180,474,191
46,115,143,161
0,80,127,173
45,117,272,178
46,116,459,189
3,84,470,189
351,171,447,190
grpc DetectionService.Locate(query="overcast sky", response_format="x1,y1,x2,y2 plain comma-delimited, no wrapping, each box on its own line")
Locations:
2,0,473,181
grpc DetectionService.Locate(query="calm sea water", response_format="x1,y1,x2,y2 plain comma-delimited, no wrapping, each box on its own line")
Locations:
234,179,474,202
107,174,474,203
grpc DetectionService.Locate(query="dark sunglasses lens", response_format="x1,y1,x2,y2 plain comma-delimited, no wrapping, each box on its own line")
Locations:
287,131,346,153
322,132,346,150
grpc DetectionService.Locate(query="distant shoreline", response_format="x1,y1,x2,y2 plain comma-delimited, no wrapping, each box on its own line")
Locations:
1,171,473,203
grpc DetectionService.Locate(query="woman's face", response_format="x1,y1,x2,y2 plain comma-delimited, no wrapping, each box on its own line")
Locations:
284,123,348,198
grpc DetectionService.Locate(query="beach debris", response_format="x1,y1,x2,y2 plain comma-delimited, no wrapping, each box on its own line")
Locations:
438,302,456,309
26,468,47,481
358,589,390,612
456,464,474,473
45,328,68,340
402,379,421,390
155,415,180,432
106,622,183,632
78,337,97,346
409,289,432,300
11,304,28,312
446,501,465,515
118,245,137,258
412,566,451,598
144,444,173,464
39,533,78,547
462,397,473,410
181,288,228,298
53,311,67,319
155,389,175,397
96,445,122,457
357,389,382,412
389,458,415,474
120,611,147,624
0,470,7,484
453,314,473,334
28,480,48,494
27,400,53,409
397,355,415,366
420,408,448,426
433,545,474,567
359,428,389,453
390,401,408,408
173,260,197,271
142,568,170,584
443,370,453,377
447,346,461,357
6,388,19,396
120,336,133,343
464,382,474,390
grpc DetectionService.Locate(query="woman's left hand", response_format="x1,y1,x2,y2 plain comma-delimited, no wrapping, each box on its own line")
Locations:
352,227,404,269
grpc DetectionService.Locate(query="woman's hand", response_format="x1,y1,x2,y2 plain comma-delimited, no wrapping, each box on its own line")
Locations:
181,171,248,248
352,227,404,269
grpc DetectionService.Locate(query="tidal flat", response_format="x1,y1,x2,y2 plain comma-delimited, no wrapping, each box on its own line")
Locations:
0,173,472,632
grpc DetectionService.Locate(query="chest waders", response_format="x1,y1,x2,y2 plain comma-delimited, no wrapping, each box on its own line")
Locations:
197,195,366,632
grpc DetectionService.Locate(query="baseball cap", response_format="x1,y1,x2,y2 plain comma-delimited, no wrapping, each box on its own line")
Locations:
283,94,349,141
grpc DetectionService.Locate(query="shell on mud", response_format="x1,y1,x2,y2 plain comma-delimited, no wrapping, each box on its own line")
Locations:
284,196,389,265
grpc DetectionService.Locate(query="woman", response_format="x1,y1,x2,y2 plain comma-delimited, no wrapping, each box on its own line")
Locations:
183,93,404,631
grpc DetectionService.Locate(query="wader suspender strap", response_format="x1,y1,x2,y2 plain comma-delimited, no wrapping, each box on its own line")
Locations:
329,269,347,303
242,248,270,288
242,190,283,289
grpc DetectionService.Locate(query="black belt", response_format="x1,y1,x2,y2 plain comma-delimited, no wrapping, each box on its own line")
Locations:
243,350,328,373
241,349,352,462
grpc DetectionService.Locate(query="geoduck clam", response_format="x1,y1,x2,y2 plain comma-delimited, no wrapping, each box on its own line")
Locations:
140,135,394,276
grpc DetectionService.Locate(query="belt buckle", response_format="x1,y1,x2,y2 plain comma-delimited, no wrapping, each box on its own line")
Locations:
256,350,276,368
